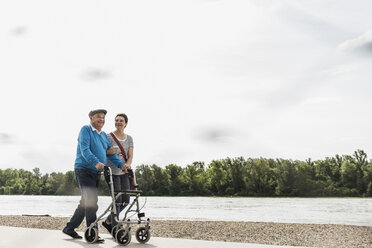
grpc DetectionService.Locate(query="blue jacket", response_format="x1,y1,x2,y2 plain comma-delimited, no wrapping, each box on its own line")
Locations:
74,125,123,173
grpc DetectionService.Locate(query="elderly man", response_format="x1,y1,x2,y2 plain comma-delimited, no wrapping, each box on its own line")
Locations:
62,109,124,243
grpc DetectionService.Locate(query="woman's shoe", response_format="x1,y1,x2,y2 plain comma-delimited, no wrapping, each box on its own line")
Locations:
102,221,112,233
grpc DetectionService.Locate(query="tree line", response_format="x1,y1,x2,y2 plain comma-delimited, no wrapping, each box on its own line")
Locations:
1,150,372,196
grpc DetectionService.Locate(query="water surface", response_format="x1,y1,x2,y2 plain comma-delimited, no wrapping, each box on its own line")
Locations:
1,196,371,226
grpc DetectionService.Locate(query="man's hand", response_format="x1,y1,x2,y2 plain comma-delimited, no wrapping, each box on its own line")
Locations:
95,162,105,170
106,147,115,155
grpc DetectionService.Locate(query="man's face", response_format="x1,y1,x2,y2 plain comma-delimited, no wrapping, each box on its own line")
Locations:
90,113,105,131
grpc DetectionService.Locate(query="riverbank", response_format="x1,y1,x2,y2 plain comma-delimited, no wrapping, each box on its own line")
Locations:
1,215,371,248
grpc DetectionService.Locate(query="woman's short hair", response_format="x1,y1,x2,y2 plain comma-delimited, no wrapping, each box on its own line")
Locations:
116,113,128,123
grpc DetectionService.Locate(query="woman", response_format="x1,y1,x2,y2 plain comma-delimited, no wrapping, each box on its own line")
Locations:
102,113,134,233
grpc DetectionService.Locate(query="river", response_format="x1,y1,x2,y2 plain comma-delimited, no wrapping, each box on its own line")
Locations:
1,196,371,226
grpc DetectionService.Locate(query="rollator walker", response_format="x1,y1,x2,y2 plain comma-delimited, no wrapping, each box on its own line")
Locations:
84,166,151,246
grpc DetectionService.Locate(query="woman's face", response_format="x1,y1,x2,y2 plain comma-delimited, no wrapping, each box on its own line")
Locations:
115,116,127,129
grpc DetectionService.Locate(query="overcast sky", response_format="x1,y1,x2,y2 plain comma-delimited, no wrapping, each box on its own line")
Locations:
1,0,372,173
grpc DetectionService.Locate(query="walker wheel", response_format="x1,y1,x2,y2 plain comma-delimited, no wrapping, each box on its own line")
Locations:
111,224,121,238
84,227,98,243
136,227,151,243
115,228,131,245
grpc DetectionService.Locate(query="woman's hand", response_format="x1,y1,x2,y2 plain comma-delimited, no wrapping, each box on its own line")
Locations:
121,163,131,174
121,164,128,174
106,147,115,155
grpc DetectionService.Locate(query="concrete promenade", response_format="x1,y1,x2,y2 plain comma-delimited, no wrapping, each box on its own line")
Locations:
0,226,314,248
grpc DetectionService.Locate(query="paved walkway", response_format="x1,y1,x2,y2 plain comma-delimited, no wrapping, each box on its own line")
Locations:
0,226,314,248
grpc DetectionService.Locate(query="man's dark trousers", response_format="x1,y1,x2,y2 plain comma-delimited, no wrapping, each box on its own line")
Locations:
65,169,100,231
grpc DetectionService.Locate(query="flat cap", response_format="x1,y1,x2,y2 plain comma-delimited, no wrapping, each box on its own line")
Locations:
89,109,107,117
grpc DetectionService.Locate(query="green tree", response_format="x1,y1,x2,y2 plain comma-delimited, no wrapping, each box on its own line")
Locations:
293,160,317,196
274,159,296,196
206,160,230,196
352,150,368,194
56,171,79,195
135,164,155,195
98,175,109,196
228,157,247,195
151,165,169,195
165,164,185,196
181,162,209,195
340,160,359,196
248,158,275,196
44,172,64,195
1,150,372,197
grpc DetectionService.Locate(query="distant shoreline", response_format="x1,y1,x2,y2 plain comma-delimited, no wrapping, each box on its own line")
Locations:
2,150,372,197
1,194,372,198
1,215,372,247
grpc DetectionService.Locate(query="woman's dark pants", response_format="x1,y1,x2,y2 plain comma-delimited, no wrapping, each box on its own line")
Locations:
104,173,130,225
